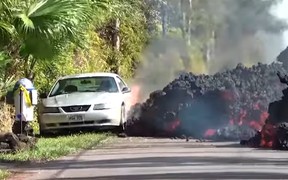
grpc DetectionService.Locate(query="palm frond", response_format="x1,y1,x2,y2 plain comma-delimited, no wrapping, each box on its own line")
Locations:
1,0,107,60
28,0,87,17
16,14,34,32
92,0,109,10
16,0,92,38
0,21,15,35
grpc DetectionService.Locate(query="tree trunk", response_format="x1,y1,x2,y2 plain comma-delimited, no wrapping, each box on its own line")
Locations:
24,56,36,82
209,30,216,62
112,18,121,51
187,0,193,46
112,18,121,74
0,132,37,152
180,0,186,40
0,132,21,151
203,30,216,63
181,0,193,45
161,0,168,37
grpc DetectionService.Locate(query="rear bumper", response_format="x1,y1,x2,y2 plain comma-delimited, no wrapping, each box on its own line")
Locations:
39,108,121,131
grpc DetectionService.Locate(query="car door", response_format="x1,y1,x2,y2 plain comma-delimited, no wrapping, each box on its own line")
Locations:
115,76,132,117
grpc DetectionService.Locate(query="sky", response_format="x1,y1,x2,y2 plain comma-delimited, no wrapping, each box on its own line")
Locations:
274,0,288,45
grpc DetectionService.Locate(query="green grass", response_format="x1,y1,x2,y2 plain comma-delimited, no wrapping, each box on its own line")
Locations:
0,133,111,162
0,169,10,180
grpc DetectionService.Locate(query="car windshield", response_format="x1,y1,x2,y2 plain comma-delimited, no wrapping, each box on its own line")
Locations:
49,76,118,97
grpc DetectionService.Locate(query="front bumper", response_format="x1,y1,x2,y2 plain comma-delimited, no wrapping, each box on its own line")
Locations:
39,108,121,131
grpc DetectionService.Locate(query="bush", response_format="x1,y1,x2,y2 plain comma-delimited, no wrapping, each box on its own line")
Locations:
0,169,10,180
0,103,14,134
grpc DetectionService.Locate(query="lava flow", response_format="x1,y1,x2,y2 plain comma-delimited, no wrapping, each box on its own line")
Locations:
260,124,277,148
125,46,288,150
243,70,288,150
204,129,217,138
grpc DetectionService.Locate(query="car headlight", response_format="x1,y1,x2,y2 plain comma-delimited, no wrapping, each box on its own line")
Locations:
43,107,60,113
93,103,112,110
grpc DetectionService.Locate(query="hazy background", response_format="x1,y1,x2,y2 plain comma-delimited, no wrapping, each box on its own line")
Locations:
274,0,288,46
131,0,288,102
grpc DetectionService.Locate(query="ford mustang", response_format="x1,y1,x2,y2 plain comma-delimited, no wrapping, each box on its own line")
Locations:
37,72,131,135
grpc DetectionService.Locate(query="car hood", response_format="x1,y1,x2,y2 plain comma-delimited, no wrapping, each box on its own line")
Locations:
42,92,120,107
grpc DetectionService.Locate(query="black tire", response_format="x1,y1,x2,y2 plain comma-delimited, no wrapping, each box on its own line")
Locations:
39,130,49,137
39,125,52,137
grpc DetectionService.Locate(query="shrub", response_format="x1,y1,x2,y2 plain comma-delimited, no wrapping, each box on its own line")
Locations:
0,102,14,134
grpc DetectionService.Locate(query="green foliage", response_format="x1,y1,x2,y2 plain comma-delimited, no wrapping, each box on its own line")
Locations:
7,0,93,48
34,44,77,92
0,133,110,162
0,169,10,180
0,0,104,79
117,12,149,78
0,52,15,96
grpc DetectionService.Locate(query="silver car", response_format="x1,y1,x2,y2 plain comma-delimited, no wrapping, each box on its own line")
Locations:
37,72,132,135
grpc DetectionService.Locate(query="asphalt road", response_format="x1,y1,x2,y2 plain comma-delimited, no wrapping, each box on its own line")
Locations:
8,137,288,180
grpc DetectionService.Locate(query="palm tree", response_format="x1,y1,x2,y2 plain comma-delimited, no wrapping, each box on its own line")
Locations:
0,0,106,79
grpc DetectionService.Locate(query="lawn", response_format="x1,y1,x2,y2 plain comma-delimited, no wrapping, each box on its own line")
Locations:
0,133,111,162
0,169,10,180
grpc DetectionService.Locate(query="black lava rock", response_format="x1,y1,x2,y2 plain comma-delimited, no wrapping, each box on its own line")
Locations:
126,47,288,141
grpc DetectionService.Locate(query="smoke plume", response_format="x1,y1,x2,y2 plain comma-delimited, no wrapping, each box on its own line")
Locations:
130,0,287,103
205,0,287,73
131,37,203,102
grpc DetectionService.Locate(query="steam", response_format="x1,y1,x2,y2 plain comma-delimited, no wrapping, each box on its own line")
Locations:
206,0,286,73
131,37,192,102
130,0,287,103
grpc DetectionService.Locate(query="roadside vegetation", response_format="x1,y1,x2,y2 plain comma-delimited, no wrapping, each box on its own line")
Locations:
0,0,286,159
0,133,110,162
0,169,10,180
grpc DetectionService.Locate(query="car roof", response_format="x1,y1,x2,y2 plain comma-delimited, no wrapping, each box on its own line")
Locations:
59,72,119,80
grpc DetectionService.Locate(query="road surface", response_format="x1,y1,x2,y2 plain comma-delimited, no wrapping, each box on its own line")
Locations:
8,137,288,179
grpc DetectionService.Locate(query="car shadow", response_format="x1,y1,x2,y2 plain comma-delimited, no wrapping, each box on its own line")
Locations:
35,127,119,138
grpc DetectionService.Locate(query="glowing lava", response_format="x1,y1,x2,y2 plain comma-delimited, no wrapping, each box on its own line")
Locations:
166,119,181,132
260,124,277,148
204,129,217,137
127,84,141,111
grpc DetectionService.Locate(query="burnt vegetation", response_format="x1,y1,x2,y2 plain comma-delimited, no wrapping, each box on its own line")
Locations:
126,47,288,150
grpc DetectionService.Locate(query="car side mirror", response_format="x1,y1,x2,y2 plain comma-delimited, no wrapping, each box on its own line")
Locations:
122,87,131,93
39,92,48,99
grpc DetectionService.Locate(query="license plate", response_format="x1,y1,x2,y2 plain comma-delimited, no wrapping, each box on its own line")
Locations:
68,115,84,121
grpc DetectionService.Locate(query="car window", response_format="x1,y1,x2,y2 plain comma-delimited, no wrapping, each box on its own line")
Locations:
49,76,118,97
116,76,126,91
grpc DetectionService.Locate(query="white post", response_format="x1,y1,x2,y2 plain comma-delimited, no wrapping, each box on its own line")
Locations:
13,78,38,135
